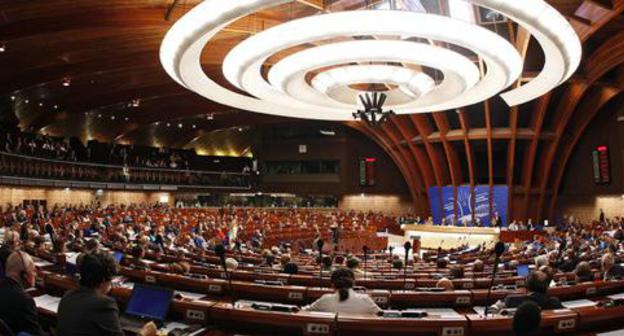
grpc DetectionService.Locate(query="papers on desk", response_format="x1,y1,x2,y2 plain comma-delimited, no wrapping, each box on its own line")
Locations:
33,259,54,268
473,306,488,316
174,290,205,301
424,308,461,318
608,293,624,300
34,294,61,313
597,329,624,336
65,252,79,265
562,299,598,309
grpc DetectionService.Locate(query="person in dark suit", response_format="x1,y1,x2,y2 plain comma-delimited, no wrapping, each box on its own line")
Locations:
0,251,45,335
513,301,541,336
602,253,624,280
491,271,563,312
57,251,156,336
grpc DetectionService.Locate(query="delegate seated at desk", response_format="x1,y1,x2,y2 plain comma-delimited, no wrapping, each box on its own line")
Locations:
0,251,46,335
57,251,157,336
302,268,381,315
490,270,563,313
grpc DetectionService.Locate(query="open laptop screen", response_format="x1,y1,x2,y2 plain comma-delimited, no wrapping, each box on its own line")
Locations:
125,284,173,321
516,264,530,277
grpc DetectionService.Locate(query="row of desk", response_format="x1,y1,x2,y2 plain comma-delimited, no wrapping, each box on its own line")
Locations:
34,270,624,336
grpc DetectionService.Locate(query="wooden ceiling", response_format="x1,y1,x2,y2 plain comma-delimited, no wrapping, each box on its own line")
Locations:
1,0,624,221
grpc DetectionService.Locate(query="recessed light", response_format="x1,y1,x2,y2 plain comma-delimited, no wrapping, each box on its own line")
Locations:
0,42,5,53
192,124,196,129
178,123,183,128
10,96,15,101
111,116,116,120
24,99,29,104
38,102,43,107
124,117,129,121
166,123,171,127
53,105,58,109
62,77,71,87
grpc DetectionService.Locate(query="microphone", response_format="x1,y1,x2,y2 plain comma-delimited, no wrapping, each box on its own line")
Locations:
316,239,325,251
403,241,412,289
362,245,369,280
317,239,325,288
214,244,235,306
494,241,505,258
214,244,227,269
485,241,506,317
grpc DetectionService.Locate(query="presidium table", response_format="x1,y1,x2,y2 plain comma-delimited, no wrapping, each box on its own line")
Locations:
399,224,549,250
400,224,500,250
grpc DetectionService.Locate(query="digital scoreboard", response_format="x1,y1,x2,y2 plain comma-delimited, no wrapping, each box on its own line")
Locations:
359,157,376,186
592,145,610,184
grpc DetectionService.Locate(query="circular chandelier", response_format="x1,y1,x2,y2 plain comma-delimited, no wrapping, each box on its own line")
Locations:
160,0,581,121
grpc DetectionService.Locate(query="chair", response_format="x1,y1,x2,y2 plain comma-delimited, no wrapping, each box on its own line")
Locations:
0,318,15,336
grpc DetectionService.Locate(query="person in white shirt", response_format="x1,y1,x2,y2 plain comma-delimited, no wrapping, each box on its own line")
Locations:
302,268,380,315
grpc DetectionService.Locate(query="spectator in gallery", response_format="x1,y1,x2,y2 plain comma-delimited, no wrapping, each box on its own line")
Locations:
600,209,606,223
303,268,380,315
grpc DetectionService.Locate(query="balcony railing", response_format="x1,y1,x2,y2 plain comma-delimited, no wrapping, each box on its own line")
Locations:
0,151,252,190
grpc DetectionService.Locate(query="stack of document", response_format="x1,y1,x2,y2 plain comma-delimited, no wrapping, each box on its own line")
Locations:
34,294,62,313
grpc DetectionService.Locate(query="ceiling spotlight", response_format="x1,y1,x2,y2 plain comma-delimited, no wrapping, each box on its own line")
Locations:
24,99,29,104
166,122,171,127
238,127,243,132
111,116,116,120
0,42,5,53
38,102,43,107
53,105,58,109
131,98,141,107
192,124,197,129
206,112,214,120
178,123,183,128
84,112,89,116
10,96,15,101
98,114,102,118
353,92,395,128
124,117,129,121
62,77,71,87
155,122,160,126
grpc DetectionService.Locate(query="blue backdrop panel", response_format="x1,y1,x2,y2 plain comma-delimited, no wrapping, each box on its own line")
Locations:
428,187,442,225
474,185,491,226
492,185,509,226
442,186,455,224
455,186,472,225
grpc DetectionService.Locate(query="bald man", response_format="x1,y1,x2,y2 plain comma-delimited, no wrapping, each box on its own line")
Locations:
0,251,45,335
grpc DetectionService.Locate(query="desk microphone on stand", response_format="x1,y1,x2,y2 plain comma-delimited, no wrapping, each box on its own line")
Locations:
317,239,325,288
403,241,412,289
215,244,235,306
484,241,506,317
362,245,369,280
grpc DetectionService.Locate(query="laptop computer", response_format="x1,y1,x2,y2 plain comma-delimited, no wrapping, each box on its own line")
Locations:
120,284,174,333
516,264,530,277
